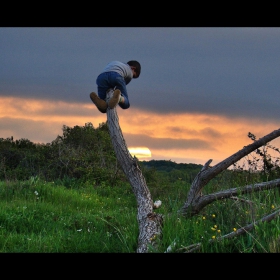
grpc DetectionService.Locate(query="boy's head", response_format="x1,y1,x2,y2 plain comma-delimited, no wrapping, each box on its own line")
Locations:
127,60,141,78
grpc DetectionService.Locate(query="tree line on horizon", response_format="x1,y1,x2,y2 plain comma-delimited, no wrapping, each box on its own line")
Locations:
0,122,204,185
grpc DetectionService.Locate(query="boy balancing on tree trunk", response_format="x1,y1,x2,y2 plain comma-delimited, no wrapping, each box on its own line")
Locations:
90,60,141,113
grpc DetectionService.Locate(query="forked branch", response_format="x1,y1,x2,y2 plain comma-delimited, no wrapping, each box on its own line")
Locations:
179,128,280,216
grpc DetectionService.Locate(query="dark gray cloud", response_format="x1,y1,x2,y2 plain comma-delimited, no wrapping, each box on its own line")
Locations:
1,27,280,121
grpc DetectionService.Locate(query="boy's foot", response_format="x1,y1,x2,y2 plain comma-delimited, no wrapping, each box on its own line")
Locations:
108,89,121,109
89,92,108,113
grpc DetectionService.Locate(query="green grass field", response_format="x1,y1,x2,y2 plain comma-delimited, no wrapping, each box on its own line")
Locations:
0,174,279,253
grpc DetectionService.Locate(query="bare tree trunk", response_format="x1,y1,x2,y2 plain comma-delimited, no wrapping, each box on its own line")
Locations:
106,89,163,253
103,88,280,252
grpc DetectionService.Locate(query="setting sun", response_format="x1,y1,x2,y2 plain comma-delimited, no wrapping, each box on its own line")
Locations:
128,147,152,159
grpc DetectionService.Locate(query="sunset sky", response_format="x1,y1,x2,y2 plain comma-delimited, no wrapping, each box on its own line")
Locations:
1,27,280,166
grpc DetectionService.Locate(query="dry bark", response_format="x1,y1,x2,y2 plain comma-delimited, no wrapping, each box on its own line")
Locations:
106,89,163,253
179,128,280,217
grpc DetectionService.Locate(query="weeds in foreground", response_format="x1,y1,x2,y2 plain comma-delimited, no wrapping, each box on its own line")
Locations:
0,179,138,252
0,172,280,252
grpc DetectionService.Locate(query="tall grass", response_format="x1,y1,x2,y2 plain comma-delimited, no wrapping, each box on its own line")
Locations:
0,178,138,252
0,172,280,252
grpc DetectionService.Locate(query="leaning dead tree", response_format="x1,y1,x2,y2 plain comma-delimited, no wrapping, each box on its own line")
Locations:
105,89,280,253
105,89,163,253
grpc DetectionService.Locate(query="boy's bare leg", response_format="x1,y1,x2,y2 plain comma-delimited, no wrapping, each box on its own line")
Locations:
89,92,108,113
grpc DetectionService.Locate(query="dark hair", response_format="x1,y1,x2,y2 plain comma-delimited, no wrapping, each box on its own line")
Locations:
127,60,141,78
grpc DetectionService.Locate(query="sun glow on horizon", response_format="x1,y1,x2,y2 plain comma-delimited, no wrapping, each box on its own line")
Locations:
128,147,152,159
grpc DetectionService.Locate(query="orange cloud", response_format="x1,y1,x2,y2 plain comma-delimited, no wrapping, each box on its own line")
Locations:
0,96,279,165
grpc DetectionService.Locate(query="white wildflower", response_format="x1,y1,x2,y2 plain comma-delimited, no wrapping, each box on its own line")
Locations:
153,200,162,209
